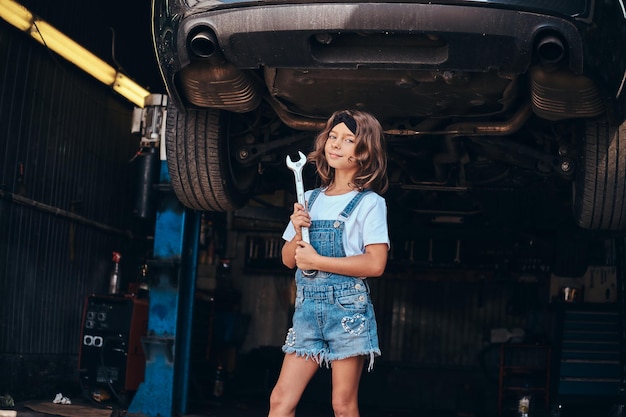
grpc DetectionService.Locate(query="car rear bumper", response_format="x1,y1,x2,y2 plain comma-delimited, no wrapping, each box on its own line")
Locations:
175,3,583,72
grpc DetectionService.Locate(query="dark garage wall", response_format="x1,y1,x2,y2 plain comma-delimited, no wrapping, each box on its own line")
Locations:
0,21,151,399
231,268,549,414
228,226,553,414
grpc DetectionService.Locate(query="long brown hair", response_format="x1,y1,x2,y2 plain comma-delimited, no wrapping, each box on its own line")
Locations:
308,110,388,194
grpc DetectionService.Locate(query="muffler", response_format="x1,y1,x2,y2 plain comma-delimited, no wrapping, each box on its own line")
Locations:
529,66,604,121
180,29,262,112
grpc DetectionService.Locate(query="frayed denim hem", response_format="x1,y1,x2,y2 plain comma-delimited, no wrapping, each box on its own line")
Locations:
327,350,381,372
282,346,330,368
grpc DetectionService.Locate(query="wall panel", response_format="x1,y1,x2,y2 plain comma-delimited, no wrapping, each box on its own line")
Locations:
0,21,152,398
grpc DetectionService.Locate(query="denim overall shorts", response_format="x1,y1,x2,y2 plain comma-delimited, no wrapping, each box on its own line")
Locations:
282,189,381,371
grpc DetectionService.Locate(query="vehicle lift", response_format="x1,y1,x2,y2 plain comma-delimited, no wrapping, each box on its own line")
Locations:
127,94,199,417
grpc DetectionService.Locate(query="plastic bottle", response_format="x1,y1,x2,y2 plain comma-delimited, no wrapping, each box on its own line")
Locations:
213,365,224,398
108,252,122,295
137,263,149,298
518,384,531,417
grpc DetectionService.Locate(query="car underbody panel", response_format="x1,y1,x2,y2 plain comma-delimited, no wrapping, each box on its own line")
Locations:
153,0,626,232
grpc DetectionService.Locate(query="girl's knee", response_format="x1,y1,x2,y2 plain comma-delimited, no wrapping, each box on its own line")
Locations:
269,387,284,409
269,386,297,417
331,397,358,417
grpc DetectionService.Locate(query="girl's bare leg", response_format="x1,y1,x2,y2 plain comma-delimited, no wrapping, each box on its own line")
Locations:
268,353,319,417
330,356,365,417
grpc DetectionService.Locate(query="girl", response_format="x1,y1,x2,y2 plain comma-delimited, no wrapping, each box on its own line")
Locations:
269,110,389,417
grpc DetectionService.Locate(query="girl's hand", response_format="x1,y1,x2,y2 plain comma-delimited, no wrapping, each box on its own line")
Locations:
294,241,319,271
290,202,311,237
281,202,311,270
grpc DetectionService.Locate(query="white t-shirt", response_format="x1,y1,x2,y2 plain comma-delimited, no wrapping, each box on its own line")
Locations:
282,189,390,257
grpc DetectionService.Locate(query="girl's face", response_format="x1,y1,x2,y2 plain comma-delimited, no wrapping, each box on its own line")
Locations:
325,122,358,174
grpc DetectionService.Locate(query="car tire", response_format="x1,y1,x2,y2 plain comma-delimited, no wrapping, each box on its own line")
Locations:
573,120,626,231
165,103,254,211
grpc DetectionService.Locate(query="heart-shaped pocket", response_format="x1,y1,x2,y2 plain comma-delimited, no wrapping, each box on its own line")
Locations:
341,313,366,335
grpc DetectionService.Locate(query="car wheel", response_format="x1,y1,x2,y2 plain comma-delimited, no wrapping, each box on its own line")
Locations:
165,103,256,211
573,120,626,231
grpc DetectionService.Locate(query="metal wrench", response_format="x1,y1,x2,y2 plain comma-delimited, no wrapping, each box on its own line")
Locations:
286,151,317,277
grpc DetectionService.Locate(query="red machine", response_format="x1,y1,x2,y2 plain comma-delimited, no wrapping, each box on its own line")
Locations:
78,295,148,400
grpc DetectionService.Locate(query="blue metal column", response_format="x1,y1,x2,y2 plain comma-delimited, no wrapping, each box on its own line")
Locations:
128,160,199,417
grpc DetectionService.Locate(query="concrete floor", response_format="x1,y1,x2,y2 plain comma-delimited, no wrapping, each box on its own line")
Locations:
6,374,620,417
8,395,622,417
9,396,457,417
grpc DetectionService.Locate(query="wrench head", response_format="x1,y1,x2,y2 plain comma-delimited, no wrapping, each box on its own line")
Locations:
285,151,307,172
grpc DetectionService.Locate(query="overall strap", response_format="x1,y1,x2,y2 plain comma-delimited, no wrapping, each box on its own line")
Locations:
306,188,322,210
338,190,372,221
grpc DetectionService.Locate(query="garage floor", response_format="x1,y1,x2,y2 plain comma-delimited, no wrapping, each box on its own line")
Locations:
5,361,619,417
9,398,450,417
9,396,623,417
7,391,620,417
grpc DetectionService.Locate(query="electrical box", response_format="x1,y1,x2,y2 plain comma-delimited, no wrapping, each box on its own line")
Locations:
78,295,148,396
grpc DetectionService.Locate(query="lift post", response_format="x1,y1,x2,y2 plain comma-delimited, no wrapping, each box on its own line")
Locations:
128,160,200,417
128,95,199,417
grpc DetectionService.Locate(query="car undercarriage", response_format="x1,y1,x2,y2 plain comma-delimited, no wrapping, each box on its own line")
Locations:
154,0,626,233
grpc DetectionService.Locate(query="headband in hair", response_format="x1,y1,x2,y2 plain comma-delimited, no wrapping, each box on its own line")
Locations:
331,112,357,134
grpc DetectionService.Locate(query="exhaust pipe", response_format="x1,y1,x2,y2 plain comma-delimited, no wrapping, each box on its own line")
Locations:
181,29,262,112
536,35,565,65
189,31,219,59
